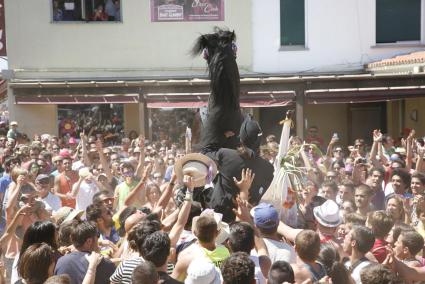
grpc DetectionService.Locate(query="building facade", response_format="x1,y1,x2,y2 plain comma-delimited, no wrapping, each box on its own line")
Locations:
4,0,252,138
3,0,425,146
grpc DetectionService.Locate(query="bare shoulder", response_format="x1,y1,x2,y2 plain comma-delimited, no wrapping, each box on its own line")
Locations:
177,243,199,261
291,263,311,284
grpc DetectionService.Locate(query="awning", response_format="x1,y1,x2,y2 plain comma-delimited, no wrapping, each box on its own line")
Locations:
15,95,139,104
305,86,425,104
0,80,7,102
145,91,295,108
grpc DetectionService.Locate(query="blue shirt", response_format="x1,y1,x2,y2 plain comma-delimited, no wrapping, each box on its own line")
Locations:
55,251,115,284
100,226,120,244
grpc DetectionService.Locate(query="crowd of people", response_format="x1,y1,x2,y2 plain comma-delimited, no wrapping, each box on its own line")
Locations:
2,26,425,284
0,116,424,284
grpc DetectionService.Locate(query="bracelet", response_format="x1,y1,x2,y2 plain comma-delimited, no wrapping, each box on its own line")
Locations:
184,190,193,201
169,182,175,186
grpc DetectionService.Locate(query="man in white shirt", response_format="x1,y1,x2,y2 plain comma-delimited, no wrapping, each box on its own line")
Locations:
251,203,296,263
71,168,100,212
35,174,61,213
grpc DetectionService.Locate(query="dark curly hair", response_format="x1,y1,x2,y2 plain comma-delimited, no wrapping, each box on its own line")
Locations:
221,252,255,284
228,222,255,253
131,219,161,253
140,231,170,267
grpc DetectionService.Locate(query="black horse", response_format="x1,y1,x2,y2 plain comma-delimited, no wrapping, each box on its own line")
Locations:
192,27,243,150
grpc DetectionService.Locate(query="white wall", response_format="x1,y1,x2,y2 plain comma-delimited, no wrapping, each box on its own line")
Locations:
5,0,252,79
253,0,425,73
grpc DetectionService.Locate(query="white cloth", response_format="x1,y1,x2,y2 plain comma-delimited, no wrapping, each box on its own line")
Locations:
76,181,99,212
249,254,266,284
263,238,296,263
40,192,61,213
345,260,372,284
384,182,394,197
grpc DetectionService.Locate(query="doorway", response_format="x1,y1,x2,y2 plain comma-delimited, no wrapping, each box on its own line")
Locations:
348,102,387,145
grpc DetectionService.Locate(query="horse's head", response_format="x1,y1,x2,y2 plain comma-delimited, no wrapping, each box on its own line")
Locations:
192,27,237,64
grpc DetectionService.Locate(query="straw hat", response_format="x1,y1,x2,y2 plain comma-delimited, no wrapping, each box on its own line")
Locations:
174,153,217,188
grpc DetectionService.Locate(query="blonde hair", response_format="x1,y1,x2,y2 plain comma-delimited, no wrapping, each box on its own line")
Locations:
11,167,28,183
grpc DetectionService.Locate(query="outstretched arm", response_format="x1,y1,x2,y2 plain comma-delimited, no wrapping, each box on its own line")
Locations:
95,139,113,183
135,135,146,179
123,163,151,207
169,176,193,248
234,198,271,277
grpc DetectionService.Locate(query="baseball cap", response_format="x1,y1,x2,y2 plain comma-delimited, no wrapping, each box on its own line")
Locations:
250,203,279,229
35,174,50,183
68,137,77,145
59,149,71,158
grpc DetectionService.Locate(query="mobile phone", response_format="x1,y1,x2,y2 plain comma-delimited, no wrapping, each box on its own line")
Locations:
332,133,339,140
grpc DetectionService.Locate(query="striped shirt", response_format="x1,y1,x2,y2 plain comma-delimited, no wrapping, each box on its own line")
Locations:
110,257,143,284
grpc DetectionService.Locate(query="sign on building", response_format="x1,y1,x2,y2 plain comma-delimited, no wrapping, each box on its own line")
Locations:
151,0,224,22
0,0,6,56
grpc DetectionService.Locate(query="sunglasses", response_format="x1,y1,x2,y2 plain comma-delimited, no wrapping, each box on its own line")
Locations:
122,171,133,177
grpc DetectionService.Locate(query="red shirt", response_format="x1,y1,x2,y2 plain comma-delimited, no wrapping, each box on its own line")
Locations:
371,239,388,263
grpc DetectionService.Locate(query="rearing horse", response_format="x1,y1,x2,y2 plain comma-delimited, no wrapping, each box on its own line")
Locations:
192,27,243,150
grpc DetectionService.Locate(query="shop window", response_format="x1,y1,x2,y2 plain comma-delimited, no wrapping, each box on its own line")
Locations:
280,0,305,46
58,104,124,145
151,109,197,144
376,0,421,44
52,0,121,22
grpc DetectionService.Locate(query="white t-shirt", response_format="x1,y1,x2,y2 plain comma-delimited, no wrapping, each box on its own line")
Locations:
384,182,394,197
72,160,84,171
263,238,296,263
345,259,372,284
40,192,61,213
76,181,99,212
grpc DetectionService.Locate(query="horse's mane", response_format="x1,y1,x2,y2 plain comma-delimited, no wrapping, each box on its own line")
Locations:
192,27,239,110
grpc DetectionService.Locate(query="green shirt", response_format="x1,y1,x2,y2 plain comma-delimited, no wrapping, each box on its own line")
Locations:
201,245,230,268
116,179,140,210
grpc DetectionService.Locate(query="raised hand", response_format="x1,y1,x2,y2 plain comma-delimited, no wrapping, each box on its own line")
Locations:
232,197,252,223
142,162,153,182
373,129,383,142
183,175,194,190
87,252,103,271
407,129,416,143
138,135,145,149
233,168,255,193
17,174,27,187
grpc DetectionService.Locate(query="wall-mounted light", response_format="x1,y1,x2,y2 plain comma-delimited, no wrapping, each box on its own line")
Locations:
410,109,418,122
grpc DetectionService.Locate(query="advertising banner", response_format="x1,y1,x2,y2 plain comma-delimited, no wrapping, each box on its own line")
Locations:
151,0,224,22
0,0,6,56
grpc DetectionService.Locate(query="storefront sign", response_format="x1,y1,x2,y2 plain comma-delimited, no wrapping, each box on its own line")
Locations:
151,0,224,22
0,0,6,56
